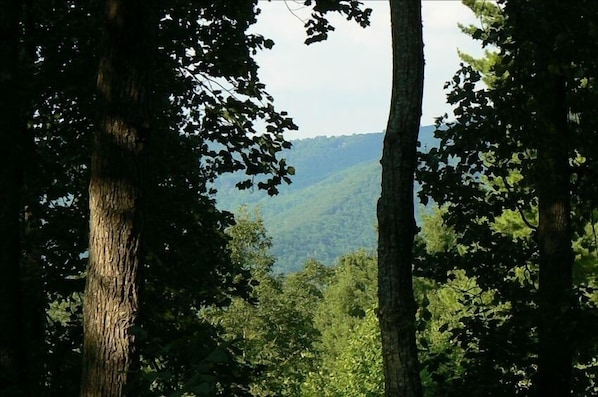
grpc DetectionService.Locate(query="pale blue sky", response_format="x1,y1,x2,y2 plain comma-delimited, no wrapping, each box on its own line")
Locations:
252,1,483,138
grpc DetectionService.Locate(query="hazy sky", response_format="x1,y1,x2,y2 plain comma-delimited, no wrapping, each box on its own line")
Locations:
251,0,483,138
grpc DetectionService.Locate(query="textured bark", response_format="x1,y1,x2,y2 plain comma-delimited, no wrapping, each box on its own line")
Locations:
80,1,155,396
0,0,26,394
535,73,574,396
376,0,424,396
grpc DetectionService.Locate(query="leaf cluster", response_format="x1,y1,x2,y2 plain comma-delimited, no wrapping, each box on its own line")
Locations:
416,0,598,394
301,0,371,45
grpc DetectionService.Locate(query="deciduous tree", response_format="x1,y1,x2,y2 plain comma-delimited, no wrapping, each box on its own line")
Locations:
418,0,598,394
80,1,157,396
377,0,424,395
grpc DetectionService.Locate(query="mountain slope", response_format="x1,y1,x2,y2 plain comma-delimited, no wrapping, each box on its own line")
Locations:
213,126,436,273
267,160,380,272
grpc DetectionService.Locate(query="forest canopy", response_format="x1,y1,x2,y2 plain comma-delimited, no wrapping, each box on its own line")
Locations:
1,0,597,396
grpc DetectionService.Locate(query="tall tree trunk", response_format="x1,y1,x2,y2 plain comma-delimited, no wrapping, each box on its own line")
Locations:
535,72,573,396
377,0,424,396
508,1,576,393
80,0,155,396
0,0,26,394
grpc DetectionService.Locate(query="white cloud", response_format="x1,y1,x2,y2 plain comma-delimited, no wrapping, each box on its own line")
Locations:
252,1,483,138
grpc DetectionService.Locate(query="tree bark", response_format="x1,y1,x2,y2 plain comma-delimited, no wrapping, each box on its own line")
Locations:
0,0,26,394
80,1,155,396
377,0,424,396
535,72,574,397
507,1,576,393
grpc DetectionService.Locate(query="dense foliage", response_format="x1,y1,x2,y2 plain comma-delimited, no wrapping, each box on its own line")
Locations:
2,0,597,395
417,0,598,394
211,207,538,397
1,0,372,395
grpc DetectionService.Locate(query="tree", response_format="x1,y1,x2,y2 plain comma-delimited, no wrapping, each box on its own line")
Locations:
480,2,598,393
518,5,573,394
208,209,332,396
78,0,311,393
376,0,424,395
0,0,372,394
131,3,373,393
418,0,598,394
0,0,26,394
303,251,382,397
80,0,157,395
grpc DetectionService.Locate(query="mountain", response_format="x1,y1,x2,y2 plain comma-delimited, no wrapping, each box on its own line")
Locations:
213,125,437,273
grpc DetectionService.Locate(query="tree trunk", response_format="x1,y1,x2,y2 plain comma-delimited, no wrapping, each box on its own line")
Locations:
535,72,573,396
376,0,424,396
508,1,576,392
80,0,155,396
0,0,26,394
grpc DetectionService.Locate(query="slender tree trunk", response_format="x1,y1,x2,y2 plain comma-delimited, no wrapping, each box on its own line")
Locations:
0,0,26,394
535,72,573,396
377,0,424,396
80,0,155,396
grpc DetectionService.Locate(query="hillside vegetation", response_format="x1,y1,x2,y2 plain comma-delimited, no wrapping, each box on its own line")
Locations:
213,126,436,272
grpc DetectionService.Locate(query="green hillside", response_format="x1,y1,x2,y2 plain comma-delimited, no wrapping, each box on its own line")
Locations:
213,132,386,208
213,126,436,272
267,160,380,272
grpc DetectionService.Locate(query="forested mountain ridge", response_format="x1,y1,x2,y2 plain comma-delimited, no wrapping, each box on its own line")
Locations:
213,125,436,273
